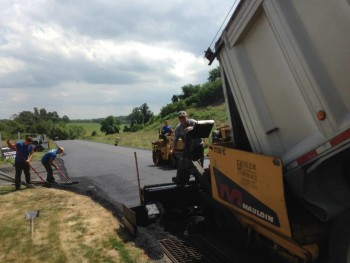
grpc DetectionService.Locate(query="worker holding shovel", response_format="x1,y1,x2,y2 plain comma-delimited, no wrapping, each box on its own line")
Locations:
6,137,35,190
41,147,64,183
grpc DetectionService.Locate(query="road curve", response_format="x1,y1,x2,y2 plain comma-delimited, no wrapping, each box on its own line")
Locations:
57,140,176,209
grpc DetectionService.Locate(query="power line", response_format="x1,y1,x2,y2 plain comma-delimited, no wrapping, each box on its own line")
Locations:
208,0,240,49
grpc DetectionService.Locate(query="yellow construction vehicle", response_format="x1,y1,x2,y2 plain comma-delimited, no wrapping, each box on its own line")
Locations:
211,125,231,143
151,132,184,168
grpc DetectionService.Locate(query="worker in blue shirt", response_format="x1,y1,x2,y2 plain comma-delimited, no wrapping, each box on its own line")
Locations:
160,120,172,143
41,147,64,183
161,120,172,135
7,137,34,190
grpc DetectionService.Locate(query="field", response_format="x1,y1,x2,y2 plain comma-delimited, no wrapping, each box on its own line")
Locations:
69,104,228,150
66,122,102,136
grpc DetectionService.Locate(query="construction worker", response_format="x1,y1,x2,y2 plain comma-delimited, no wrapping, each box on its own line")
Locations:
6,137,34,190
41,147,64,183
161,120,172,135
172,111,204,161
160,120,172,143
171,111,204,185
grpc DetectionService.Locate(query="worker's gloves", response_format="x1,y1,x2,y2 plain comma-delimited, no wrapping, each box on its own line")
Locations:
184,127,193,133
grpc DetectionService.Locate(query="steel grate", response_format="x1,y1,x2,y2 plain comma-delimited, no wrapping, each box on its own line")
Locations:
159,237,220,263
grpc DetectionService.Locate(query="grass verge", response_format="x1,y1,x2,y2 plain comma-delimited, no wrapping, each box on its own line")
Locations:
0,186,149,263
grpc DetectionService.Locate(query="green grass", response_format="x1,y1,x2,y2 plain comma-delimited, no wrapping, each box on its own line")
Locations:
68,103,228,150
141,104,228,137
85,130,156,149
67,122,102,136
0,187,150,263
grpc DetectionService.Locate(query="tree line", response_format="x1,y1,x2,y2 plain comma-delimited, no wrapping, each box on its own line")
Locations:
0,66,223,138
159,66,223,118
0,108,85,140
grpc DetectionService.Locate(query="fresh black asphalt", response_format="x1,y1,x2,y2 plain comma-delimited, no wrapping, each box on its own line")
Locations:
57,140,176,211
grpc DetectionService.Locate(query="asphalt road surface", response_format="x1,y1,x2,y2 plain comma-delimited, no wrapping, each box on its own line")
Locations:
58,140,176,209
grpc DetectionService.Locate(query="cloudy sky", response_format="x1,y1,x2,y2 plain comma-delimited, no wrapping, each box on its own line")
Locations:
0,0,237,119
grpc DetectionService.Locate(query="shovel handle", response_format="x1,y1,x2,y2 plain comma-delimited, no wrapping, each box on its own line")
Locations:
54,163,71,183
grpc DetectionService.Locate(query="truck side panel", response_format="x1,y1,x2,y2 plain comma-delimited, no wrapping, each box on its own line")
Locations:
283,0,350,131
217,0,350,164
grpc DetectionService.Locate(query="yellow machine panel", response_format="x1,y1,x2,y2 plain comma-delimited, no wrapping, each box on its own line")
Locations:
210,144,291,238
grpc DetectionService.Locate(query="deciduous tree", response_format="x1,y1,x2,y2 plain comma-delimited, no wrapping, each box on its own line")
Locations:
100,116,120,135
127,103,153,125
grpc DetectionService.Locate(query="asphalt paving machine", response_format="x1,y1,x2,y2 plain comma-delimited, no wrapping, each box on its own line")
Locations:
124,1,350,262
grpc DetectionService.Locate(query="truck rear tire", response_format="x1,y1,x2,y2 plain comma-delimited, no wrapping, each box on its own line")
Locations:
329,209,350,263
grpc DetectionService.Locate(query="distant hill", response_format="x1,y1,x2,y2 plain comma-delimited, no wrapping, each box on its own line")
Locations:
143,103,228,132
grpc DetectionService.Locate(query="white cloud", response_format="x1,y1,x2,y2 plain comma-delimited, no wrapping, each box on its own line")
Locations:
0,57,25,74
0,0,236,119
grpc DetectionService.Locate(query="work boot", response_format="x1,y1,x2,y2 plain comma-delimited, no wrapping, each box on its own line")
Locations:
47,178,56,184
172,177,179,184
25,175,31,184
172,175,188,186
172,176,186,186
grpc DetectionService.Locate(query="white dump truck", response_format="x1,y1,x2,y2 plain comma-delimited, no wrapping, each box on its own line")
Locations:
204,0,350,262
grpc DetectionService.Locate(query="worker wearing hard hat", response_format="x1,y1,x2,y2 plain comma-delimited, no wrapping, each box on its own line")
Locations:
41,147,64,183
